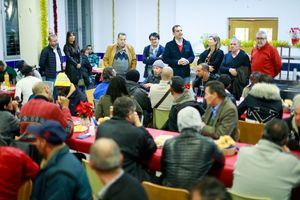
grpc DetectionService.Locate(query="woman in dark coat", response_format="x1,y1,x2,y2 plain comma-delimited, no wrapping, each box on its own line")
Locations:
198,35,224,73
63,32,82,86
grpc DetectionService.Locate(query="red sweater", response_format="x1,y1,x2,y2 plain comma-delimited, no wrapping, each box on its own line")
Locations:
251,42,282,77
19,96,74,136
0,147,39,200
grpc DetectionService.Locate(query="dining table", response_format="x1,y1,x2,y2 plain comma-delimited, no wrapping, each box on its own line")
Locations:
66,122,300,199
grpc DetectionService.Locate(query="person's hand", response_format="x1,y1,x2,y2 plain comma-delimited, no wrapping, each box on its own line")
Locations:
208,66,215,72
11,100,19,112
282,145,290,153
144,83,152,89
229,68,237,76
132,112,142,127
76,64,81,69
57,96,69,109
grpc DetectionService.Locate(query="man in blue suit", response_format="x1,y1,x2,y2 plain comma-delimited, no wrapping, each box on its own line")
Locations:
163,25,195,84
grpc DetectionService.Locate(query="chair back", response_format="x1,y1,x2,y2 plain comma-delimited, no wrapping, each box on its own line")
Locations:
82,159,103,195
86,88,95,104
142,181,189,200
229,190,270,200
238,120,265,144
153,109,170,129
17,179,32,200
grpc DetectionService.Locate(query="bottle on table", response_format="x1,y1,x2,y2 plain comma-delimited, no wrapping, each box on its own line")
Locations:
4,72,10,88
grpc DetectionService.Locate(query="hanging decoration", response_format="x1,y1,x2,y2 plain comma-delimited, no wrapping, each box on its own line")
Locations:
40,0,48,48
112,0,115,43
53,0,58,34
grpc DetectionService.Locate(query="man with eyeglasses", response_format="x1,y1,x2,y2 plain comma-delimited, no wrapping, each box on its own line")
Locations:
251,30,282,78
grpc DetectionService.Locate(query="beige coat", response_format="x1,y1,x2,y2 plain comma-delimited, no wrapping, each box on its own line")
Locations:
103,44,137,69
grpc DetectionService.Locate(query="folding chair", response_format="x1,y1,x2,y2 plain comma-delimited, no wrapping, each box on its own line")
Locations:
82,159,103,195
238,120,265,144
142,181,189,200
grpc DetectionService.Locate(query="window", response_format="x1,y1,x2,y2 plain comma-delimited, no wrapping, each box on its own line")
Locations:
2,0,20,59
66,0,92,48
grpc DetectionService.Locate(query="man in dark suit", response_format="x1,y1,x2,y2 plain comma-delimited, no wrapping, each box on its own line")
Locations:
163,25,195,84
90,138,148,200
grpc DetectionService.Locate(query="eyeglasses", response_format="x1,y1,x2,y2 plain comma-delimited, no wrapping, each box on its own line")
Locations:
256,37,266,40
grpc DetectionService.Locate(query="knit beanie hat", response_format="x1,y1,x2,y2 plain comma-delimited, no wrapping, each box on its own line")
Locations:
54,72,72,87
170,76,185,93
153,60,165,68
126,69,140,83
177,106,203,132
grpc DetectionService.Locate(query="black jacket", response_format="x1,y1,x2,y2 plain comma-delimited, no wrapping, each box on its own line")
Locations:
68,87,88,116
81,55,92,86
161,128,224,189
101,172,148,200
126,81,152,112
198,49,224,73
164,90,205,132
163,38,195,78
238,83,283,123
96,117,157,182
39,45,63,78
285,116,300,151
63,44,81,85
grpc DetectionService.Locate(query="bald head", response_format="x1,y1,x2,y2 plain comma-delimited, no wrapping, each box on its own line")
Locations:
90,138,122,171
32,82,47,95
161,66,173,81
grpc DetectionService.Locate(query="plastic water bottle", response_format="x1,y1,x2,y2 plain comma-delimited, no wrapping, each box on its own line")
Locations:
293,67,298,81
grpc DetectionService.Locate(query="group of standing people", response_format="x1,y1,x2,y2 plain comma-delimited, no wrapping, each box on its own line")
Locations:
39,32,99,92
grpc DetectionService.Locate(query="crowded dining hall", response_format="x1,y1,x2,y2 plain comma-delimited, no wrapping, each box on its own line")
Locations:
0,0,300,200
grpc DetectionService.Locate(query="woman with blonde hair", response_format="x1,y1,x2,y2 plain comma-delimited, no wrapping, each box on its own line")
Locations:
197,35,224,73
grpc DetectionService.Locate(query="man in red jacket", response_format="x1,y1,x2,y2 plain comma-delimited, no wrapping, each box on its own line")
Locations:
19,81,74,137
251,30,282,78
0,145,39,200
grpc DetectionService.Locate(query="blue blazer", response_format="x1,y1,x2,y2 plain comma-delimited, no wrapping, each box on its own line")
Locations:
142,45,165,77
162,38,195,78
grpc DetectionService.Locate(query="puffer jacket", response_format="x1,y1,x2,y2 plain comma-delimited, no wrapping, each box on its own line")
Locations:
161,128,224,189
238,83,283,123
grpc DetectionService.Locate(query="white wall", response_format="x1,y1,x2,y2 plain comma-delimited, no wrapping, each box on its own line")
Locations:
89,0,300,55
18,0,41,65
1,0,300,61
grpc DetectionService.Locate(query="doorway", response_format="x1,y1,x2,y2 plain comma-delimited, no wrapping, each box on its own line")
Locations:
228,18,278,53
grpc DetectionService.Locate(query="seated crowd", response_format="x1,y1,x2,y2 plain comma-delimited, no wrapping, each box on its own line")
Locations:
0,27,300,200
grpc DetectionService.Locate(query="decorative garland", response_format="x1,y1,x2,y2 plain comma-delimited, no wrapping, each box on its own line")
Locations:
112,0,115,43
40,0,48,48
53,0,58,34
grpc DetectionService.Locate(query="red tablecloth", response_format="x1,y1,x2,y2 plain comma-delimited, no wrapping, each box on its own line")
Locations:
0,89,15,98
66,127,300,188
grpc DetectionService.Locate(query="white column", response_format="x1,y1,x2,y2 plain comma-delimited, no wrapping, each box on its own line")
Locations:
18,0,41,65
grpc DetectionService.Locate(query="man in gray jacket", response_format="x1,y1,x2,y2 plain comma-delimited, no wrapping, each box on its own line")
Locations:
231,119,300,200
